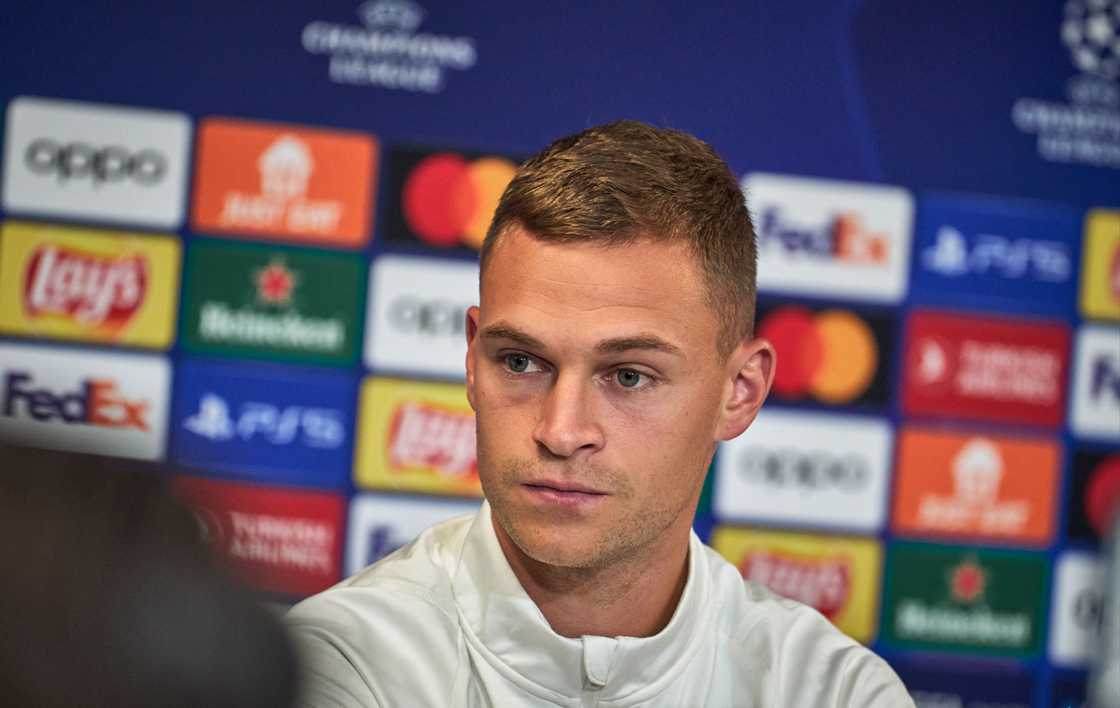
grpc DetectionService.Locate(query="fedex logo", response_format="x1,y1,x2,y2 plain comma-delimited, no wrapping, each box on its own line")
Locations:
743,173,912,303
3,372,148,429
756,208,889,264
0,343,169,459
1071,326,1120,440
170,360,355,488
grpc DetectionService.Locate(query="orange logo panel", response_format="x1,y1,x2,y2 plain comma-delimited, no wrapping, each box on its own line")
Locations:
891,427,1059,546
191,118,377,248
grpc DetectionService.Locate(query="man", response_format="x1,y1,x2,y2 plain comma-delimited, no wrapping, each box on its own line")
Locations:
286,121,913,707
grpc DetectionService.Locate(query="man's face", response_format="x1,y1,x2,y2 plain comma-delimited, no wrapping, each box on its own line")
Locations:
466,226,746,570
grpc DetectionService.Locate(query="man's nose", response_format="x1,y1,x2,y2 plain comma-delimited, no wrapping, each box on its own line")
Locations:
532,372,604,459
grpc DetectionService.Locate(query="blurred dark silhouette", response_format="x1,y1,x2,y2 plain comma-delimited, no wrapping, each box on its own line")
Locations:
0,444,297,708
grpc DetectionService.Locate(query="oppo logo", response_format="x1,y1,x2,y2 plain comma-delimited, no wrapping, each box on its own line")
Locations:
388,297,469,337
738,447,869,492
24,138,167,186
1073,586,1103,632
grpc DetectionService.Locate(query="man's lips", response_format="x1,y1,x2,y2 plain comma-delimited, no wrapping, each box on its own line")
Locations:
522,480,607,495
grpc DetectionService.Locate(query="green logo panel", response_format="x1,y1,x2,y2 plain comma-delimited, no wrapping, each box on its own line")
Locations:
881,542,1049,658
181,240,364,366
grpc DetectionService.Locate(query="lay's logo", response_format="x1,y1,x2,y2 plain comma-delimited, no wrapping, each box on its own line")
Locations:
23,245,146,331
0,343,169,459
354,377,480,496
739,550,852,620
387,401,477,478
711,526,882,643
0,221,180,349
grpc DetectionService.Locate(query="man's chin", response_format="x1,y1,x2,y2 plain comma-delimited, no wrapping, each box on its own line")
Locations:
497,514,611,570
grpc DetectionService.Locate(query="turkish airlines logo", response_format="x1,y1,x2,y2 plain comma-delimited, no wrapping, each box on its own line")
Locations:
388,401,476,478
191,118,376,248
23,245,147,331
2,97,191,229
740,550,852,619
742,173,913,303
3,372,149,430
172,476,345,597
903,310,1069,427
756,303,892,407
892,428,1059,545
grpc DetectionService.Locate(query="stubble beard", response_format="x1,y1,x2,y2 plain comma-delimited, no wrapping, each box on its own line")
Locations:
479,452,686,573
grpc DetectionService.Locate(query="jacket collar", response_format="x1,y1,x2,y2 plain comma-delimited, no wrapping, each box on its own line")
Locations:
450,501,714,702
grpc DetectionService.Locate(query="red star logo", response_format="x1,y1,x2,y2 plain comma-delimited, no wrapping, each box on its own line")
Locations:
254,259,297,305
949,558,986,604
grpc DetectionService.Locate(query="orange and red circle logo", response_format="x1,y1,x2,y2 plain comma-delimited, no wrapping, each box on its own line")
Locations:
402,153,517,249
758,306,879,404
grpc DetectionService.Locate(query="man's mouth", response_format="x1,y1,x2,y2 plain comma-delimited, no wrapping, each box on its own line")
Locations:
521,480,608,508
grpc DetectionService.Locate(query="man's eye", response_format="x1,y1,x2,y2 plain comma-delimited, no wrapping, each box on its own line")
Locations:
615,368,645,388
504,353,534,373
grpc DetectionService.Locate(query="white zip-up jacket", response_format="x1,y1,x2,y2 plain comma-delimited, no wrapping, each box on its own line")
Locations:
286,502,914,707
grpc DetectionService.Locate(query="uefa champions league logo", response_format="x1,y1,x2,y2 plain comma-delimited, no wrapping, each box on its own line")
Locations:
1062,0,1120,81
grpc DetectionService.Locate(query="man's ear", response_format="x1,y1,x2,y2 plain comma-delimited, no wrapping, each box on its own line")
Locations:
465,306,481,411
715,337,775,442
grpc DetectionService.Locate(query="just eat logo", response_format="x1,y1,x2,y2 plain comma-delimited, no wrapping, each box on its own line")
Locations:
2,371,149,430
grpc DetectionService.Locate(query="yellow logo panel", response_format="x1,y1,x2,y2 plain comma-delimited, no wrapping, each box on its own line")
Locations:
711,526,882,643
0,221,180,348
354,377,481,497
1080,209,1120,321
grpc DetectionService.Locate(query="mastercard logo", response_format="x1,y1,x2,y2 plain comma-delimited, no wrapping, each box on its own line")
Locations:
758,306,878,404
402,153,518,249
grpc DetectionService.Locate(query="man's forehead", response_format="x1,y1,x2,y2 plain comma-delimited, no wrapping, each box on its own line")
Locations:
478,227,716,354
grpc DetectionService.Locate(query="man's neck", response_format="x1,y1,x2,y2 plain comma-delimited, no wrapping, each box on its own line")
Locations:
491,517,691,639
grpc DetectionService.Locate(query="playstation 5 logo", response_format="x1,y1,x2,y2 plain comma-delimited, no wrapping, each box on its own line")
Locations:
183,392,345,448
922,226,1071,282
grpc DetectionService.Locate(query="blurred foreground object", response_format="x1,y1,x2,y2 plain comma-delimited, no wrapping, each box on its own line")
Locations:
1090,484,1120,708
0,445,297,708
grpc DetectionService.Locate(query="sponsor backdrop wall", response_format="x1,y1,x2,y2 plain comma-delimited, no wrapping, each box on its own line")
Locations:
1,2,1118,705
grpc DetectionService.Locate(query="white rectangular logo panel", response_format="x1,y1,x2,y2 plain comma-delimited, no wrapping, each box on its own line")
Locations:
0,342,170,459
743,173,913,303
2,96,191,229
345,494,479,576
1071,325,1120,441
365,255,478,379
714,408,892,532
1049,552,1104,667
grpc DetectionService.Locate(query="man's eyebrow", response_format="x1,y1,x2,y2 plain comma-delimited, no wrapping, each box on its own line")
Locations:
479,323,547,351
595,334,683,357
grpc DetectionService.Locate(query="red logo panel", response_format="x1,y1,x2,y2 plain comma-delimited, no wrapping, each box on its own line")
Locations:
172,476,345,597
902,310,1070,427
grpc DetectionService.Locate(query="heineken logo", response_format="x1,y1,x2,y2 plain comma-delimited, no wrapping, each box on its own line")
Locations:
183,242,362,366
254,258,298,305
949,557,987,604
882,543,1047,658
